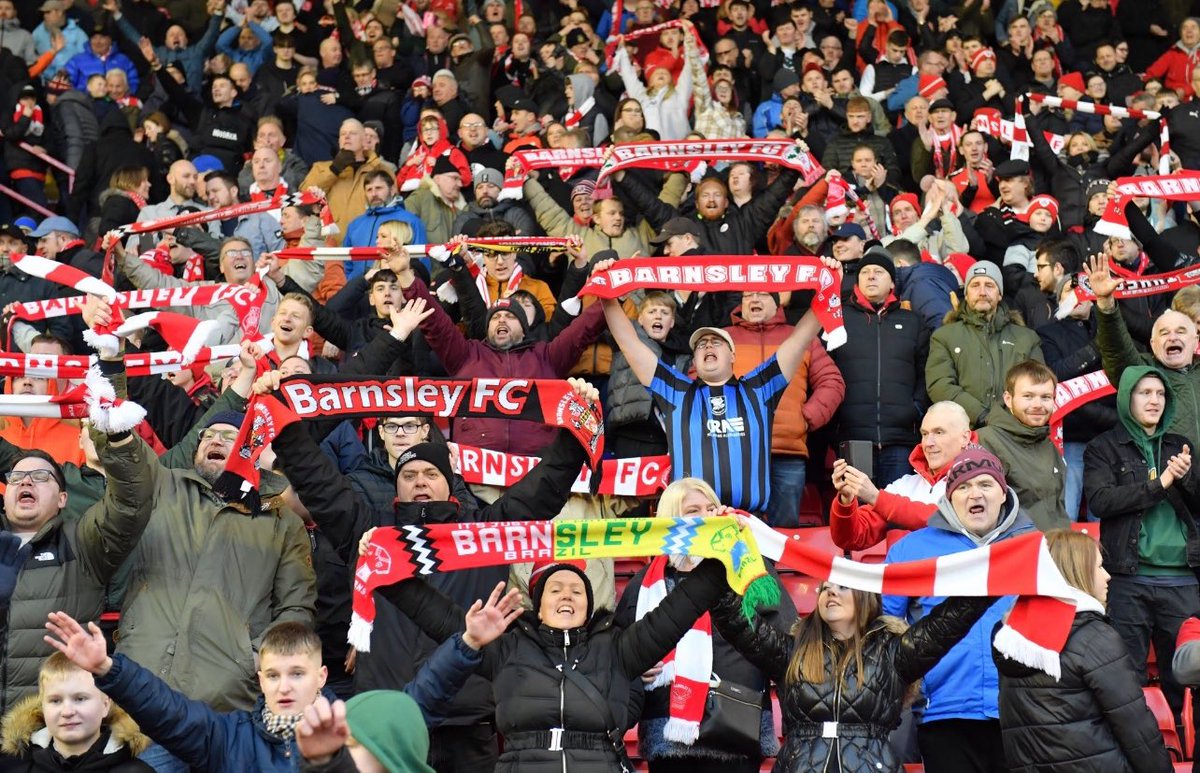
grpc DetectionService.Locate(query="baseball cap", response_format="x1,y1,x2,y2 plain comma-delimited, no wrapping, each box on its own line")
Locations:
830,222,866,240
29,215,80,238
688,326,736,353
650,216,704,244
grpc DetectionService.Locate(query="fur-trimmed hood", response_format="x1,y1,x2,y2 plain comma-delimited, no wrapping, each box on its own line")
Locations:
1,693,150,758
418,173,467,212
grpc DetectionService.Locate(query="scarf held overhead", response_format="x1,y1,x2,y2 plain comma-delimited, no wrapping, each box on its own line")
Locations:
214,376,605,510
594,139,825,186
452,442,670,496
499,147,608,200
578,255,846,348
349,516,773,652
1057,260,1200,318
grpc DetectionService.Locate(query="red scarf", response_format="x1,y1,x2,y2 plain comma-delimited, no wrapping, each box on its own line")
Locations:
12,103,43,137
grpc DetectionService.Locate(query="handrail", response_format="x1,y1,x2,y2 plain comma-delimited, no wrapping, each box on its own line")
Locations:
18,143,74,193
0,183,55,219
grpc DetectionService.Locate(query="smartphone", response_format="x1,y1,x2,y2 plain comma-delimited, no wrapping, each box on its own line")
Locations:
839,440,874,482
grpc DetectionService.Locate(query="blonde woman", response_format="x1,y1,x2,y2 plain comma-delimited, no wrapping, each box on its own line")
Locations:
992,530,1172,773
615,479,793,773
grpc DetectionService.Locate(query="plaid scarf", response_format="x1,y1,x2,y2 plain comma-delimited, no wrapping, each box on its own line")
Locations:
261,706,303,741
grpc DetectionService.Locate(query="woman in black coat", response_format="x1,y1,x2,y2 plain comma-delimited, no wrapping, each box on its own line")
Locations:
711,576,994,772
376,556,731,773
991,529,1172,773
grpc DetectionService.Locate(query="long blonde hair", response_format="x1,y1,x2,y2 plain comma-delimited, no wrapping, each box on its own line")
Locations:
1046,529,1103,602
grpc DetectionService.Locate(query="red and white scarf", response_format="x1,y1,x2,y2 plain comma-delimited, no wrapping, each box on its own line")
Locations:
271,246,386,261
637,555,712,744
579,255,846,349
140,241,204,283
1058,260,1200,317
595,139,825,186
1012,95,1170,175
500,147,608,200
451,442,669,496
930,124,964,178
11,254,123,356
1048,369,1115,451
12,103,43,137
0,367,145,434
0,345,243,379
563,97,595,129
603,20,708,68
248,178,289,203
972,107,1065,155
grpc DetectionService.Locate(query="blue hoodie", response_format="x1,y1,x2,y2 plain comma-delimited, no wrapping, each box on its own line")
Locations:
883,489,1036,724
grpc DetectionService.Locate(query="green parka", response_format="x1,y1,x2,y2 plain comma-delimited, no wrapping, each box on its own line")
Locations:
976,407,1068,532
925,303,1044,427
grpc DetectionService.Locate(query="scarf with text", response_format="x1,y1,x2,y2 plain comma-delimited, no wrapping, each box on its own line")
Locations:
140,241,205,283
1096,172,1200,239
1048,369,1115,452
0,346,243,379
971,107,1066,156
1012,95,1170,175
11,254,123,356
638,555,711,744
578,255,846,348
500,147,608,200
595,139,824,186
214,376,604,511
349,516,773,651
451,442,670,496
1057,261,1200,318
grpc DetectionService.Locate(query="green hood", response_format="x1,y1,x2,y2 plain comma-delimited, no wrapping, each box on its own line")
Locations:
345,690,435,773
1117,364,1176,471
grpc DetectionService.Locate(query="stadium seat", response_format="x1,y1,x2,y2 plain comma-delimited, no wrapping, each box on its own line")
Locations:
902,765,925,772
771,691,783,743
1145,685,1184,760
851,538,888,564
798,483,825,526
614,557,649,577
1070,522,1101,540
775,527,841,560
781,574,820,615
1184,688,1195,760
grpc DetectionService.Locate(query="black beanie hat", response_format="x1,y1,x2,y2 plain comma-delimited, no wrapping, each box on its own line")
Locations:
857,246,896,284
394,442,454,484
486,298,529,333
530,561,593,621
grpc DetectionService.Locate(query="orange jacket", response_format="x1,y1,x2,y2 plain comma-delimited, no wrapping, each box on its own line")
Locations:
724,307,845,458
0,416,84,468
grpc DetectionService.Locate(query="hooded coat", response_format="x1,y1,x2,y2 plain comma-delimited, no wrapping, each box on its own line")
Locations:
992,610,1174,773
926,303,1045,427
976,407,1069,532
883,490,1037,724
564,74,610,145
0,693,152,772
712,586,995,773
1084,365,1200,576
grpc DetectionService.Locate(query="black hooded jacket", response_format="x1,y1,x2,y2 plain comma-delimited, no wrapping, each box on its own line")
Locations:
68,109,156,223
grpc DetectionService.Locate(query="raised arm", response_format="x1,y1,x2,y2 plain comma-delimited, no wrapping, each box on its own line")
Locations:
774,308,823,383
602,293,659,387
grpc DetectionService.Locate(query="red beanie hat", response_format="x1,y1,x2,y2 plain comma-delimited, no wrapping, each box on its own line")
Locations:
1028,194,1060,221
970,47,996,71
945,444,1008,497
644,50,676,83
1058,71,1086,94
918,74,947,99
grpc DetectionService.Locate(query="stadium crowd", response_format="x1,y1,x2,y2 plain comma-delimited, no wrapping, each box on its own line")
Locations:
5,0,1200,769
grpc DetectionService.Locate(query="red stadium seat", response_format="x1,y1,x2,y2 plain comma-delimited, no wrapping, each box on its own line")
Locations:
798,484,825,526
614,557,649,577
1070,522,1101,540
781,574,820,615
771,691,783,743
1184,688,1194,760
902,765,925,772
851,538,888,564
774,527,840,560
1145,686,1184,760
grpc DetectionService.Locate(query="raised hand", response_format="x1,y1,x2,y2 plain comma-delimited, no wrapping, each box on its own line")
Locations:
1082,253,1122,308
81,294,114,330
296,696,350,763
44,612,112,676
358,526,379,557
567,376,599,403
462,581,524,650
387,297,435,341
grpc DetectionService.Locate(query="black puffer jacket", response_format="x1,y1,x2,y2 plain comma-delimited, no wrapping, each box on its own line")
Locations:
712,591,995,773
830,289,929,447
380,560,730,773
992,612,1173,773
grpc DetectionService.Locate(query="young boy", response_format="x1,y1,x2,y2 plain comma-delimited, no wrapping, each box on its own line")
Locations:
42,582,523,772
1,652,152,770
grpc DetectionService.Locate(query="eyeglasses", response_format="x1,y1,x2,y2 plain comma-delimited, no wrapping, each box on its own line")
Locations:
380,421,424,435
694,338,728,350
1035,263,1051,270
200,429,239,443
461,121,487,128
5,469,59,485
224,248,253,258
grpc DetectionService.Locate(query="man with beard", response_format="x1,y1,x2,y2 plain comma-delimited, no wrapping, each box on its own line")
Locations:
341,171,426,283
127,159,214,253
976,359,1068,531
451,168,536,236
787,204,828,255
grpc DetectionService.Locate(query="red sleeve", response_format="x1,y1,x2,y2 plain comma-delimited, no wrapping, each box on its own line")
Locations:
1178,617,1200,649
872,491,938,531
544,302,606,374
801,340,845,431
402,278,472,374
1144,50,1172,82
829,497,889,551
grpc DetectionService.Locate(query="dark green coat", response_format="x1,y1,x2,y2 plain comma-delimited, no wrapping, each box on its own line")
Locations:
977,408,1068,532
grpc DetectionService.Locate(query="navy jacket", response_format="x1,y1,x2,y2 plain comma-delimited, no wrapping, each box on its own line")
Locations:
94,636,480,772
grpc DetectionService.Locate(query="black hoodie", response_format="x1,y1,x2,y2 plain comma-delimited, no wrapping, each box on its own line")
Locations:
68,109,156,223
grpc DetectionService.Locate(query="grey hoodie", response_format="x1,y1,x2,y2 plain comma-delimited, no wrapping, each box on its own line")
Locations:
566,73,610,145
0,19,35,66
929,488,1033,547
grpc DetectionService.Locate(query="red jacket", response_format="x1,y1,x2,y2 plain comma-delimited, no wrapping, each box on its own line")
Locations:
1144,43,1200,97
403,278,606,455
724,306,845,458
829,431,978,551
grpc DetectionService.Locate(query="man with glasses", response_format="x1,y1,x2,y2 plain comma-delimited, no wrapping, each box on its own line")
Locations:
0,405,158,715
602,253,840,513
455,113,506,174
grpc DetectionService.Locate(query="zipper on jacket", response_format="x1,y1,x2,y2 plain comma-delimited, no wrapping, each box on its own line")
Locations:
820,644,845,773
874,308,883,447
560,629,569,773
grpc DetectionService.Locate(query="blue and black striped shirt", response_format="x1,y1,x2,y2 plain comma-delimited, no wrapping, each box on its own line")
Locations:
649,357,789,512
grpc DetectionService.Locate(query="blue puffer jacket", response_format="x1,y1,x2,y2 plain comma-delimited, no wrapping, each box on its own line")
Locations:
95,635,481,771
342,199,429,282
896,262,959,332
882,490,1035,724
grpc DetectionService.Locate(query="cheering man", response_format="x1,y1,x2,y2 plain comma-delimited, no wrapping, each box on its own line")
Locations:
601,256,838,513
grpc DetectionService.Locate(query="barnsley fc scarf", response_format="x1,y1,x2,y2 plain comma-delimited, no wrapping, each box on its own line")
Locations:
637,555,712,744
1048,369,1115,451
0,346,243,379
1012,95,1170,175
0,366,145,434
349,516,773,651
500,147,608,200
578,255,847,349
1095,173,1200,239
214,376,604,510
1057,261,1200,318
452,442,670,496
971,107,1066,156
11,254,123,356
595,139,825,186
602,20,708,68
